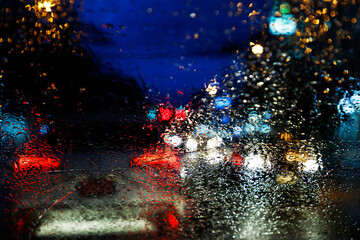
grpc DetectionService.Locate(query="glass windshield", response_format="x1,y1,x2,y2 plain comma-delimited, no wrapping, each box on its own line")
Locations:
1,0,360,239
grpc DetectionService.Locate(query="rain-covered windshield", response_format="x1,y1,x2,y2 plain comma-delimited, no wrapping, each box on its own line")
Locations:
1,0,360,239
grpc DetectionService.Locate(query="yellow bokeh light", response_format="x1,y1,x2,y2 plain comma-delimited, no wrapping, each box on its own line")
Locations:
276,172,298,185
280,132,291,141
42,1,54,12
251,44,263,55
285,150,303,162
205,82,218,96
35,0,56,15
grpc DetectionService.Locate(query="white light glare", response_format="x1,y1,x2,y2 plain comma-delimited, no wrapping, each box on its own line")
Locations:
338,97,356,115
350,91,360,110
303,159,322,173
36,219,155,237
43,1,53,12
185,138,198,152
180,167,187,179
38,1,55,12
163,134,182,147
206,136,223,149
206,150,226,165
245,152,266,170
251,44,264,55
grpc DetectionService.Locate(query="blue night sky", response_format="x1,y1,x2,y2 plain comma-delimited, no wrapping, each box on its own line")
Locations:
77,0,270,105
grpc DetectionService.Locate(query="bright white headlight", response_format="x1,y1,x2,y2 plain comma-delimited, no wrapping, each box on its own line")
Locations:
303,159,322,173
206,136,223,149
244,153,266,170
185,138,198,152
163,135,182,147
206,150,225,165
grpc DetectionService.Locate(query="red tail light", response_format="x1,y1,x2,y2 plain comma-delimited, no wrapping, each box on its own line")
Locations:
14,156,61,174
132,149,181,170
231,152,243,166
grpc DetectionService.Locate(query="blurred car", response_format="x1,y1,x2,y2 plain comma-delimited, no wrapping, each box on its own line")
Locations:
9,153,185,239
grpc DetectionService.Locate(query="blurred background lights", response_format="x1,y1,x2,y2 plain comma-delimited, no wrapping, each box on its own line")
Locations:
38,1,55,12
338,95,357,115
0,114,29,147
244,152,266,170
35,217,155,237
262,111,272,120
269,15,297,36
248,111,260,123
1,0,360,238
31,0,56,16
243,124,256,134
147,109,156,120
195,124,214,137
206,82,218,96
350,92,360,111
233,126,243,136
206,136,223,149
159,107,173,121
259,124,271,134
15,155,61,174
179,167,187,179
163,134,182,147
39,125,50,135
220,115,231,124
214,96,232,110
276,172,297,185
185,138,198,152
279,3,291,15
303,159,322,173
206,150,225,165
251,44,264,55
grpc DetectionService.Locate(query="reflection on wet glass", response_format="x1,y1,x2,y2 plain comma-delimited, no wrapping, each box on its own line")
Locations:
0,0,360,239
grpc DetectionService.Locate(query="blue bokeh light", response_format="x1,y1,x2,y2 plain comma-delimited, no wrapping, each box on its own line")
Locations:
233,126,243,136
39,125,50,135
195,124,214,137
220,115,231,124
269,14,297,36
338,91,360,115
214,96,232,110
0,114,29,147
147,109,157,120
